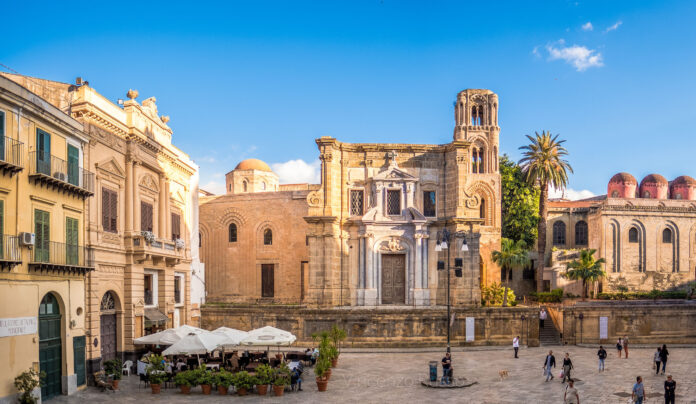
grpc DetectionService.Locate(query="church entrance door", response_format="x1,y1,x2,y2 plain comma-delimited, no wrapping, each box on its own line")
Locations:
381,254,406,304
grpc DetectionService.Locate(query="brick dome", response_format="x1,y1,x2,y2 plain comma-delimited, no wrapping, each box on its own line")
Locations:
607,172,637,198
639,174,668,199
670,175,696,200
234,158,272,172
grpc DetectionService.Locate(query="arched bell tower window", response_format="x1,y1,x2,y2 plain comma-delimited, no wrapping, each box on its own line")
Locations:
479,198,486,221
263,229,273,245
229,223,238,243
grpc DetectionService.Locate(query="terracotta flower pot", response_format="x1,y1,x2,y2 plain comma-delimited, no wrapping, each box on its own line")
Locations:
112,379,120,390
180,385,191,394
316,377,328,392
325,368,332,381
273,385,285,396
257,384,268,395
218,385,228,395
331,358,338,368
237,387,248,396
150,383,161,394
201,384,212,395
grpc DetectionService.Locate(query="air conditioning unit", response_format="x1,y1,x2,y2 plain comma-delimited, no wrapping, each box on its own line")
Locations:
19,232,35,246
53,172,66,181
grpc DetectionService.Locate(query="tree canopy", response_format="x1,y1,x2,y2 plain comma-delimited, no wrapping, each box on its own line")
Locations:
500,155,540,248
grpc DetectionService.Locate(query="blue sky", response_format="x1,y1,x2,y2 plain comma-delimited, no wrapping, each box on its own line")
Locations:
3,0,695,196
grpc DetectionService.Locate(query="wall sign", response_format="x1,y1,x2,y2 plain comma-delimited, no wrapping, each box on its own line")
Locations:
599,316,608,339
0,317,38,338
465,317,475,342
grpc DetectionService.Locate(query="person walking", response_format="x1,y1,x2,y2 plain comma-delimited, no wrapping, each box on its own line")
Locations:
616,338,623,358
562,353,573,383
542,350,556,382
653,347,662,375
597,345,607,372
441,352,453,385
632,376,645,404
539,307,547,329
623,335,629,359
659,344,669,375
664,375,676,404
513,335,520,358
564,379,580,404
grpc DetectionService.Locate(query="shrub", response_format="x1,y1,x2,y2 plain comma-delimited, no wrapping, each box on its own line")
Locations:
214,370,233,388
255,364,274,385
195,369,215,386
103,358,122,380
481,282,516,306
530,288,564,303
174,370,197,387
314,355,331,378
14,369,44,404
231,371,255,390
597,291,687,300
273,363,290,387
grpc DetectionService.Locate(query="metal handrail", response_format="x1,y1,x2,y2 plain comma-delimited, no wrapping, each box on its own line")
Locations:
31,240,94,267
28,151,95,193
0,235,21,261
0,136,24,167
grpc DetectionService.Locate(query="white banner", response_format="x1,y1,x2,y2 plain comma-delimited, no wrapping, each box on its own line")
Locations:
465,317,475,342
0,317,38,338
599,316,608,339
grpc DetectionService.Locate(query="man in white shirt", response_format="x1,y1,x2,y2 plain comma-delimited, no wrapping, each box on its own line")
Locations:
540,307,548,328
513,335,520,358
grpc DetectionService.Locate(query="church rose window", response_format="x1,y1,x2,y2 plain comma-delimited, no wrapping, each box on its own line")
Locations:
552,221,566,246
350,190,364,216
423,191,436,217
387,190,401,215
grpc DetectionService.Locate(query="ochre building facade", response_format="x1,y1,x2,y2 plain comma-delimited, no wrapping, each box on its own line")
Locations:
201,89,502,307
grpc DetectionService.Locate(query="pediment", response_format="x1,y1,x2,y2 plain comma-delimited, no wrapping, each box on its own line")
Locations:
373,166,418,182
95,157,125,178
173,190,186,204
139,174,159,192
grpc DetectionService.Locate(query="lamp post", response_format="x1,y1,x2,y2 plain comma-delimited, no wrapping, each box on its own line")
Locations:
435,229,469,353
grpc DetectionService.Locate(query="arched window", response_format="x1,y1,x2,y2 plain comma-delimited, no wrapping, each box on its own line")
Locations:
478,149,485,173
479,198,486,221
575,221,588,245
243,181,248,192
39,293,60,316
229,184,232,192
261,181,266,191
552,221,566,246
674,193,682,200
199,232,202,247
263,229,272,245
100,292,116,311
662,228,672,243
643,190,651,198
628,227,639,243
611,190,619,198
229,223,237,242
471,148,478,173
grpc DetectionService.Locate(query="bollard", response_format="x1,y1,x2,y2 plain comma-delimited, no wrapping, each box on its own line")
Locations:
429,361,438,382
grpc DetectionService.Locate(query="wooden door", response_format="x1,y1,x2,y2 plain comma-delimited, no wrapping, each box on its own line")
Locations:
73,336,86,387
39,293,62,400
381,254,406,304
261,264,274,297
100,313,117,361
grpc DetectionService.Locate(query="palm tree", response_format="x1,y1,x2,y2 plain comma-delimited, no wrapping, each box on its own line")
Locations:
563,249,606,300
518,131,573,292
491,238,530,307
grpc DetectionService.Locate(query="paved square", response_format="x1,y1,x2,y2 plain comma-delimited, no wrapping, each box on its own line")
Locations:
51,347,695,403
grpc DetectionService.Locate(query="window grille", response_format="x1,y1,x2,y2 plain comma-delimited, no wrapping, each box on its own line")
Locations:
575,221,588,245
552,221,566,245
387,190,401,215
350,190,364,216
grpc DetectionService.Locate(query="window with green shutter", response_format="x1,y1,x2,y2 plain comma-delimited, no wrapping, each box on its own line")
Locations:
0,200,4,259
66,217,78,265
36,129,51,175
0,110,5,161
35,209,50,262
67,144,79,186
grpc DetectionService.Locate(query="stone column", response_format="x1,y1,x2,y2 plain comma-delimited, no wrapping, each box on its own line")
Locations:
159,174,166,237
133,162,140,231
125,158,133,233
364,235,378,305
413,232,430,306
165,180,171,239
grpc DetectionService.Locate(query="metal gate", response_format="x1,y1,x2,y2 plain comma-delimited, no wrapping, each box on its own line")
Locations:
100,314,117,361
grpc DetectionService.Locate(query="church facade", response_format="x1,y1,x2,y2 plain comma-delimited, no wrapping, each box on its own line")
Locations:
201,89,502,307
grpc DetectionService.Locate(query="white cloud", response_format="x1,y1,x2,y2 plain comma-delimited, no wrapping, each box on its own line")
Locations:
201,180,225,195
271,159,321,184
604,20,622,33
197,156,216,163
545,41,604,71
549,186,596,201
532,46,541,58
581,22,593,31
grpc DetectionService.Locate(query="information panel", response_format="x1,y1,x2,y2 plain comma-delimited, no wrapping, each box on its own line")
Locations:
465,317,475,342
0,317,38,338
599,316,608,339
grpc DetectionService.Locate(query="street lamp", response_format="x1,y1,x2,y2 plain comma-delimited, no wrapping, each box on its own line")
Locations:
435,228,468,353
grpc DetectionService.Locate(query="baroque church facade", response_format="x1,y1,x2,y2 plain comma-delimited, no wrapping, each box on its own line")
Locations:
201,89,502,307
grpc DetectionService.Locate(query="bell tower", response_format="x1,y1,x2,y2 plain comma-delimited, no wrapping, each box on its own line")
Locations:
453,89,499,142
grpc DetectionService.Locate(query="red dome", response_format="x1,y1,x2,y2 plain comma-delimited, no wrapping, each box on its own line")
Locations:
670,175,696,200
672,175,696,186
639,174,668,199
607,172,637,198
640,174,668,186
609,172,637,184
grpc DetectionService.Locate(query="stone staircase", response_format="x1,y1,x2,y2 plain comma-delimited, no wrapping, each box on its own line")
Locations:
540,320,562,346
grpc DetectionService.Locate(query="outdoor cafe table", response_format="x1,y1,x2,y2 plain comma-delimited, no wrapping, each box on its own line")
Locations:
205,363,220,370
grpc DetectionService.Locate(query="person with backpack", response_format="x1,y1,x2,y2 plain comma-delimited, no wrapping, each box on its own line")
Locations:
616,338,623,358
597,345,607,372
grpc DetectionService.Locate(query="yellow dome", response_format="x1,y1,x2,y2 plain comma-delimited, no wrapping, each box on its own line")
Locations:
234,158,272,172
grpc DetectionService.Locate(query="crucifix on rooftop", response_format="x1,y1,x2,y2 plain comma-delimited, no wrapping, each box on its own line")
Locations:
387,150,398,167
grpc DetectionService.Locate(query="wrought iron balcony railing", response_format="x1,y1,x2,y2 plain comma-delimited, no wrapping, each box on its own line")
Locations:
0,136,24,175
28,151,95,196
30,240,94,269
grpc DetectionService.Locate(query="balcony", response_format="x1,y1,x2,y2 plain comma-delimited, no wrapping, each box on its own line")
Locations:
29,241,94,275
0,136,24,176
0,235,21,270
131,232,187,266
28,152,94,198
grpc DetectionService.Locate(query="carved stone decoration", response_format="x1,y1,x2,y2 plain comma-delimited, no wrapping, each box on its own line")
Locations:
381,237,405,252
319,152,333,162
414,231,430,239
465,194,480,209
141,97,159,120
127,89,139,100
161,115,170,124
307,190,323,207
139,174,159,192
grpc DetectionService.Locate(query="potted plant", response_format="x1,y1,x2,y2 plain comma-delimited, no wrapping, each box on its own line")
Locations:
103,359,122,389
146,354,166,394
255,364,274,395
14,369,44,404
174,370,195,394
232,371,254,396
214,370,233,395
329,325,347,366
314,356,330,392
272,363,290,396
328,343,339,368
196,369,214,395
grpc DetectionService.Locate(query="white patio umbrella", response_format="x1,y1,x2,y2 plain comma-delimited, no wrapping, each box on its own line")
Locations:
239,326,297,347
212,327,249,349
133,324,206,345
162,332,227,356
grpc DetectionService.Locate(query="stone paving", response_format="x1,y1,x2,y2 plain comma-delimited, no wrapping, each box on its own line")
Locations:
51,347,695,403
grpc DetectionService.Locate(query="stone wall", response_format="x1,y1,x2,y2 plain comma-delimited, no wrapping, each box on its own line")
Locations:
201,304,539,347
558,301,696,345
